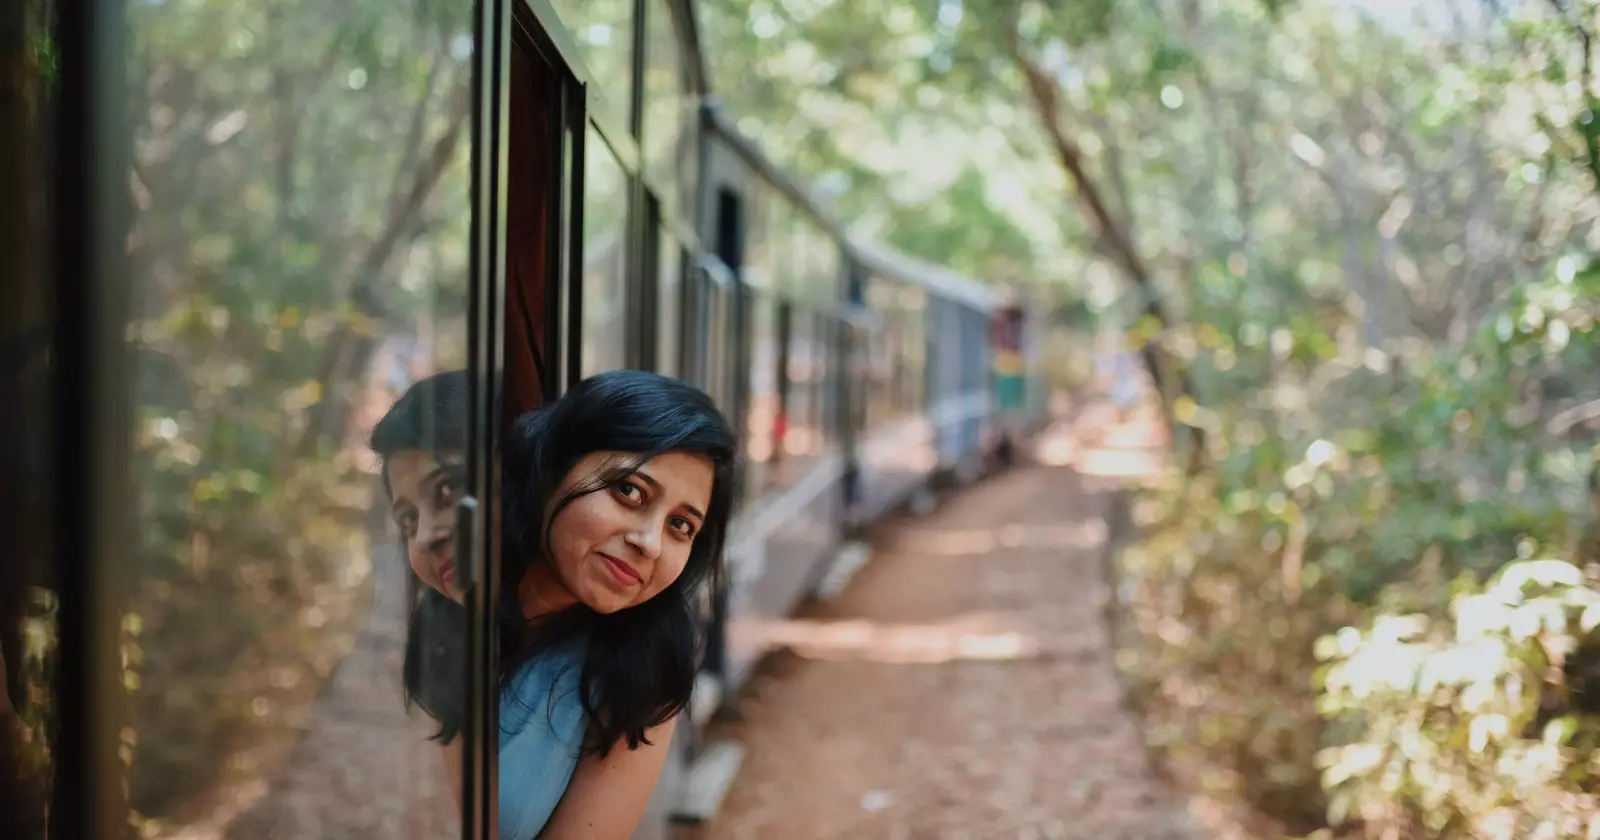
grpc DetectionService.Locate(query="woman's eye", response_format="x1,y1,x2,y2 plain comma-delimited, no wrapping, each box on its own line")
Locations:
669,517,695,538
615,481,643,502
435,479,458,505
397,511,418,537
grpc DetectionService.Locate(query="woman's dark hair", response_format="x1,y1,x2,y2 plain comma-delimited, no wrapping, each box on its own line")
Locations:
370,369,473,741
501,369,735,756
370,368,735,755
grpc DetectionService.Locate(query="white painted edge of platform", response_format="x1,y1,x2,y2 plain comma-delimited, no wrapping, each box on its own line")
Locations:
908,486,937,517
672,740,746,823
813,541,872,602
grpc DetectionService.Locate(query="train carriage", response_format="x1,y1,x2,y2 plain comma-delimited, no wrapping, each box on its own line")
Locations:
11,0,1047,839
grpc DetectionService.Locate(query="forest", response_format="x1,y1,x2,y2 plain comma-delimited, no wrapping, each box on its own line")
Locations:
699,0,1600,836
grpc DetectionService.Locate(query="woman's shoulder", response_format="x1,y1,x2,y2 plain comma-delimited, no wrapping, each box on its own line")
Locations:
499,635,587,738
497,636,590,840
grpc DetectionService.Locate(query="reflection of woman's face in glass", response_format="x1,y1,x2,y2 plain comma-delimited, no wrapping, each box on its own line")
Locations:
387,449,466,604
532,451,715,616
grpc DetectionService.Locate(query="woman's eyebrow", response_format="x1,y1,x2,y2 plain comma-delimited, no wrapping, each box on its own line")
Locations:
631,469,706,521
389,465,452,515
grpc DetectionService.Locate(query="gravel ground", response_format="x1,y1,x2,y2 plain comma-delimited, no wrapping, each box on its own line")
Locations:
678,408,1194,840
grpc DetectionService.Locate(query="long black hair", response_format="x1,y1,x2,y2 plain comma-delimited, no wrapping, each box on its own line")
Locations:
501,369,735,756
370,368,735,754
370,369,474,742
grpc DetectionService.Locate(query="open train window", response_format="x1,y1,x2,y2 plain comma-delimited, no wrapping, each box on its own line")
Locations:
715,187,745,272
506,21,570,419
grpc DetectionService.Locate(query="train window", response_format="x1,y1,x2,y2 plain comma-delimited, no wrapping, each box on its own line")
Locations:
864,278,898,430
769,198,794,295
899,286,929,417
507,35,564,418
115,2,482,837
642,0,693,219
744,295,779,497
656,234,683,378
795,217,829,304
581,128,630,377
1,4,56,833
549,0,636,135
785,309,819,464
742,183,772,289
819,313,841,444
706,278,737,416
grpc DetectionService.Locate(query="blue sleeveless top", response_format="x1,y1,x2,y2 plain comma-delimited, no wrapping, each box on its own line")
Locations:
498,638,588,840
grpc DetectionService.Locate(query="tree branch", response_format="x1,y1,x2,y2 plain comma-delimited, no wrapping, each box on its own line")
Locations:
296,87,472,458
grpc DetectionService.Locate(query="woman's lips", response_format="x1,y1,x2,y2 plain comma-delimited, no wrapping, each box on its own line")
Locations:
599,553,642,586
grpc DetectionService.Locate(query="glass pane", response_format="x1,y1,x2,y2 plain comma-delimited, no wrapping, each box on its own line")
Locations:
581,129,629,377
707,281,735,415
785,310,817,464
123,3,476,837
901,286,928,414
813,221,842,303
865,278,897,429
792,216,818,303
745,297,778,497
769,199,793,295
642,0,692,220
550,0,635,134
1,3,57,834
657,235,681,377
742,182,771,289
818,313,838,443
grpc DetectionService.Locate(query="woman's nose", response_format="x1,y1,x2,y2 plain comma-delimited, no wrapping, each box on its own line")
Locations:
624,525,662,560
419,512,453,554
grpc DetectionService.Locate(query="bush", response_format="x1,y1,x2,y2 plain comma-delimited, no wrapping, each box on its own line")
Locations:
1317,559,1600,839
1109,263,1600,838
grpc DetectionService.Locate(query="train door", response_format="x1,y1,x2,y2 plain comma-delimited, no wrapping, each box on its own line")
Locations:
16,0,513,837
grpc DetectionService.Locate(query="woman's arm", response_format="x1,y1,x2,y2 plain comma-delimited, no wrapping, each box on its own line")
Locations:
440,736,464,810
537,717,677,840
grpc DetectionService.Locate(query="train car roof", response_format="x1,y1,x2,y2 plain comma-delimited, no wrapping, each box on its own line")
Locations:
846,235,1003,313
702,104,1005,313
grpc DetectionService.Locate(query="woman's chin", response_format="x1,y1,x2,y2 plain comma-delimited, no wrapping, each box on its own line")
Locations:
581,595,629,615
576,584,632,614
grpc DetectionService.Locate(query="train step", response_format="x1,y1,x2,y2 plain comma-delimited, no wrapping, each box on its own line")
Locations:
671,739,746,823
689,672,724,730
813,540,872,602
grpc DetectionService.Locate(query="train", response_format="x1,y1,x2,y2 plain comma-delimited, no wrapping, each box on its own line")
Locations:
8,0,1048,837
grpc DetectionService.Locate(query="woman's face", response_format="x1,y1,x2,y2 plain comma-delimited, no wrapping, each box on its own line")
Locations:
540,450,716,615
387,448,467,604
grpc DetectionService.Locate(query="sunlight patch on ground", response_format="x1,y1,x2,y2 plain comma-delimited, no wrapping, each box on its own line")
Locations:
894,521,1108,557
748,612,1042,664
1076,448,1165,479
1035,432,1080,467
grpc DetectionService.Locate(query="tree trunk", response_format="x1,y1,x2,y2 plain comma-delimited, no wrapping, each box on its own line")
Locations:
1002,25,1206,471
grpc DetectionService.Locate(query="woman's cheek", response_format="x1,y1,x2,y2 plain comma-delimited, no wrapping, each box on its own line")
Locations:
651,552,691,596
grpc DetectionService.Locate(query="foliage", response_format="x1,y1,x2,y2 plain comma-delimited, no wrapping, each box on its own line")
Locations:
1317,559,1600,839
1117,258,1600,834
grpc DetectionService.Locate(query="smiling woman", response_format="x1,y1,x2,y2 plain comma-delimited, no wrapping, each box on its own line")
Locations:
494,370,736,840
370,369,736,840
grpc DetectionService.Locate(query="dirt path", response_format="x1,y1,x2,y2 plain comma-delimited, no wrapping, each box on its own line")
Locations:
679,405,1190,840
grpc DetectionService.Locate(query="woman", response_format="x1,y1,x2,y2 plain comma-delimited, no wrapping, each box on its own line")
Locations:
371,368,736,839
